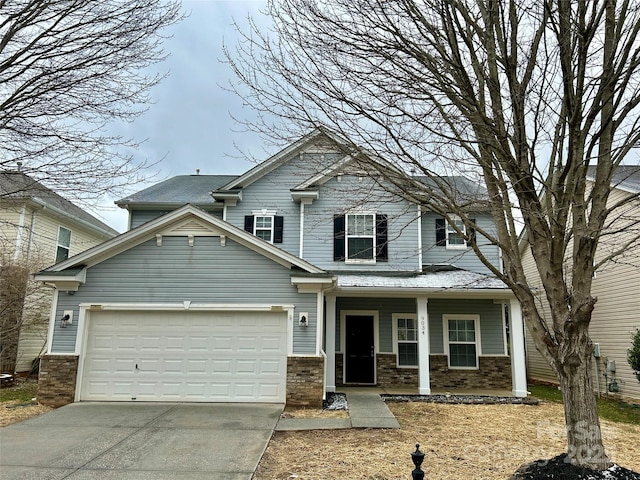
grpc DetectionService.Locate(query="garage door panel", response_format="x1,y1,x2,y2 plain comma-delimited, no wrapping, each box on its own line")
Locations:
81,310,288,402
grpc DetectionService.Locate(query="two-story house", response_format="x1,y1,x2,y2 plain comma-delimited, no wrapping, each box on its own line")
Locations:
1,171,118,375
35,130,527,407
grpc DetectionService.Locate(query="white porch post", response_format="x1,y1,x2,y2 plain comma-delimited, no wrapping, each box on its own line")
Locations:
417,296,431,395
325,295,336,392
509,298,528,397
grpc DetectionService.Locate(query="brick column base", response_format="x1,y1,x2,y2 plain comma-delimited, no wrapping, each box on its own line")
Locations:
37,355,79,407
286,356,324,408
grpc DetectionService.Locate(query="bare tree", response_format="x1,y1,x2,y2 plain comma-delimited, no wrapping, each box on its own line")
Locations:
227,0,640,470
0,0,182,203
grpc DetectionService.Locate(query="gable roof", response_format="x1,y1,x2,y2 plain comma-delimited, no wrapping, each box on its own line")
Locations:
0,171,118,237
38,204,325,275
217,129,341,191
115,175,238,208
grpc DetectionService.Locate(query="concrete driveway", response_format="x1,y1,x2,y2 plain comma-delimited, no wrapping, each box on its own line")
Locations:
0,402,283,480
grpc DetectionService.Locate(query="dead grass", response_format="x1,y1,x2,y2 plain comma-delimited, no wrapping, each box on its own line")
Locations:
254,401,640,480
0,401,52,427
282,407,350,419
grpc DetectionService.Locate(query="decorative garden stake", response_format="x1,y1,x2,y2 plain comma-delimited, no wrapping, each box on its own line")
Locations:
411,443,425,480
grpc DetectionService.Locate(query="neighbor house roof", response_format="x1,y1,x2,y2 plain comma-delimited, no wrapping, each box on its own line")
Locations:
0,171,118,238
587,165,640,193
115,175,238,208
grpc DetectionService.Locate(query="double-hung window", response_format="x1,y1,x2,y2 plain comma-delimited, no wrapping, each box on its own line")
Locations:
435,215,475,249
346,213,375,261
55,226,71,263
444,315,479,368
394,314,418,367
244,212,284,244
333,212,388,262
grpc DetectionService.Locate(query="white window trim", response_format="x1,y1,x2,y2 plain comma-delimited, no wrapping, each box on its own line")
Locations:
392,313,419,369
56,226,72,262
345,211,376,264
443,314,481,370
251,209,277,244
446,215,467,250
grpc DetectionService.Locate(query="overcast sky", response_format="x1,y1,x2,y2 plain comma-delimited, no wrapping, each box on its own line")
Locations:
100,0,271,232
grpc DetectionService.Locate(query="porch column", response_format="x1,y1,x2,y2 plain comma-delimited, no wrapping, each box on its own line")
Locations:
417,296,431,395
509,298,528,397
325,295,336,392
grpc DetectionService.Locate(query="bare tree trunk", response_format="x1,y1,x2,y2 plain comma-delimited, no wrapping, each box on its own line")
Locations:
556,328,609,470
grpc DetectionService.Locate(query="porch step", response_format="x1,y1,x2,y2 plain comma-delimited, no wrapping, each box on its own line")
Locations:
276,391,400,431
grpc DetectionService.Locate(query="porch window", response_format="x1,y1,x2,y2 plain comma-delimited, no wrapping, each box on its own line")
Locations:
445,315,479,369
394,314,418,367
56,226,71,263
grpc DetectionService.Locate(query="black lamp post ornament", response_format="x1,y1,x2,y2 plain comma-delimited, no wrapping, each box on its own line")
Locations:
411,443,425,480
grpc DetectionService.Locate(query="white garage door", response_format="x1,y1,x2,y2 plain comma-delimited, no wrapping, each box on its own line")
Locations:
80,310,288,402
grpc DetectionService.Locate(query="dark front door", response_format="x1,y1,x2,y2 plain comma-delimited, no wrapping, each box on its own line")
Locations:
345,315,375,384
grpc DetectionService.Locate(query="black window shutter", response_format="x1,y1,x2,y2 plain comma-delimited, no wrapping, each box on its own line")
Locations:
333,214,345,261
376,214,388,261
468,218,476,245
244,215,254,233
274,216,284,243
435,218,446,246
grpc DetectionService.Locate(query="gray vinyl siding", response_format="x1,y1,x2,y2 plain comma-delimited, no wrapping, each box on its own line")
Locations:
224,153,339,256
427,299,505,355
421,212,500,274
51,236,317,354
304,176,421,271
130,209,222,229
335,297,417,352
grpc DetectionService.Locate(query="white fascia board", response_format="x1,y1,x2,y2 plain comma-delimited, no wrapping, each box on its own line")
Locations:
35,268,87,291
221,130,325,190
41,204,325,274
290,190,319,203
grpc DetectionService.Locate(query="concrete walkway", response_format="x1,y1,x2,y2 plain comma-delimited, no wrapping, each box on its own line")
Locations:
276,391,400,431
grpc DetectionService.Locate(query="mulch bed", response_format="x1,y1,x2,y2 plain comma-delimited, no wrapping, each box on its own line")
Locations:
512,454,640,479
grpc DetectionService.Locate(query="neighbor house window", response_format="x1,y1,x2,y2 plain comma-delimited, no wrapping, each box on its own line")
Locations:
444,314,479,368
56,226,71,263
333,213,388,262
244,212,283,243
394,314,418,367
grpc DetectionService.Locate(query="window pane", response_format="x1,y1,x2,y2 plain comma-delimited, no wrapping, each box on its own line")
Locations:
398,343,418,366
449,344,477,367
255,216,272,229
348,238,373,259
347,214,374,235
256,230,271,241
56,246,69,263
58,227,71,247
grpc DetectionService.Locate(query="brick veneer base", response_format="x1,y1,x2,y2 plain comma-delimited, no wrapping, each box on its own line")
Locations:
335,353,512,391
430,355,512,390
287,356,324,408
37,355,79,407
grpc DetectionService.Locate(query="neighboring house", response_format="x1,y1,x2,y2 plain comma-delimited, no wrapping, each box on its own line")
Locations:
523,166,640,402
35,130,527,407
0,171,118,374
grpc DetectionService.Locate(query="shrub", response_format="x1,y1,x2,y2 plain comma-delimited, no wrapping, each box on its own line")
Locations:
628,329,640,382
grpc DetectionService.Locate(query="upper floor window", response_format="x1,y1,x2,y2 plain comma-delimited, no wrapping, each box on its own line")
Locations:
444,314,480,369
56,226,71,263
244,212,283,244
393,314,418,367
333,213,387,263
435,216,475,249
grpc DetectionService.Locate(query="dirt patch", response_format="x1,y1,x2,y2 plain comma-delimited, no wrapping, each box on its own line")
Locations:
254,401,640,480
0,401,52,427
